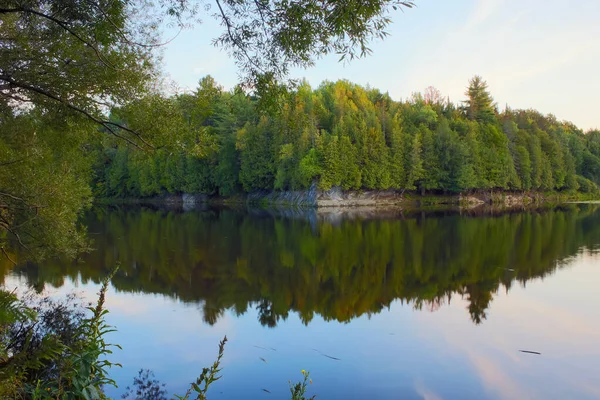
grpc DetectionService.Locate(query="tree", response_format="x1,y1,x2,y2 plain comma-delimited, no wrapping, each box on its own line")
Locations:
0,112,92,260
388,117,405,188
94,76,600,200
513,145,532,190
339,135,362,190
405,132,425,191
419,127,440,193
459,127,483,190
238,119,276,191
464,76,496,123
435,119,462,192
298,148,322,188
208,0,415,95
0,0,159,148
317,133,342,190
0,0,162,259
423,86,445,107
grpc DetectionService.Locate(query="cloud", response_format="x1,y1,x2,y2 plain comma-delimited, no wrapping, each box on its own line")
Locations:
463,0,504,31
415,379,444,400
413,252,600,399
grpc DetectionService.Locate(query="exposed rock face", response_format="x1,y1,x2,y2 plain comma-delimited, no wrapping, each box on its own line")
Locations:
247,184,405,208
182,193,209,211
182,193,209,205
158,194,183,205
135,188,553,210
246,184,318,206
317,187,404,207
470,192,542,207
459,195,486,207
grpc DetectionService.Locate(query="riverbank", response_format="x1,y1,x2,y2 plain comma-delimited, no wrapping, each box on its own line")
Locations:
94,187,599,210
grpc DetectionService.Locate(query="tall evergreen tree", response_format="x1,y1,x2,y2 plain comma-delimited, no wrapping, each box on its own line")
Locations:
464,76,496,123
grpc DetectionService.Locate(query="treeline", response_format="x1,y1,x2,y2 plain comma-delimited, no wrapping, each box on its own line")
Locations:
9,204,600,326
94,76,600,198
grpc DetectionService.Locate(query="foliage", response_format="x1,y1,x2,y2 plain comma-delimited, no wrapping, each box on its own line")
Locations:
464,75,496,123
0,267,120,399
0,290,36,327
0,289,54,398
122,369,167,400
96,77,600,200
0,0,161,261
289,370,315,400
205,0,415,104
0,0,159,148
174,336,227,400
0,0,417,262
0,112,93,261
1,291,87,392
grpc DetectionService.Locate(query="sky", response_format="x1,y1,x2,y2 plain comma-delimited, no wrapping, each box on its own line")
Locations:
161,0,600,130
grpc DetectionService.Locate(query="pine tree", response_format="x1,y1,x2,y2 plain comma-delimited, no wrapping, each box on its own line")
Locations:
339,135,362,190
513,145,532,190
528,135,544,189
464,76,496,123
388,117,405,189
405,133,425,191
107,147,130,197
420,127,440,192
318,133,342,190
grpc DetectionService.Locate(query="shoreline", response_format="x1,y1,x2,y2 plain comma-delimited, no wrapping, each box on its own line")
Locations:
93,188,599,211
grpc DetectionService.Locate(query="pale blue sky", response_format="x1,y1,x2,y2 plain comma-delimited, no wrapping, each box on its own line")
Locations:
161,0,600,130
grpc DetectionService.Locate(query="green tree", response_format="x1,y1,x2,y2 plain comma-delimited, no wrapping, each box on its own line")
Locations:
238,120,276,191
405,133,425,191
419,127,440,193
317,133,342,190
298,149,322,188
464,76,496,123
388,117,406,188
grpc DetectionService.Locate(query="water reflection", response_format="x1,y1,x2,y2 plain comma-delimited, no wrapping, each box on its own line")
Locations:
5,204,600,327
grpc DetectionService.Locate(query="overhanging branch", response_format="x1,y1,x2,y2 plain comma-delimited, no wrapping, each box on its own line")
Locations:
0,74,154,149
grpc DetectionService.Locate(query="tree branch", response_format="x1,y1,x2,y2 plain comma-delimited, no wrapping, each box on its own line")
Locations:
0,74,153,149
0,156,29,167
1,247,17,265
0,7,119,70
214,0,264,74
0,192,24,201
84,0,184,49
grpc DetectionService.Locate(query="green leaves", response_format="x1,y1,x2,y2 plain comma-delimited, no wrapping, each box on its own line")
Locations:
95,76,599,200
464,75,496,123
209,0,415,93
0,111,93,261
176,336,228,400
0,290,37,326
0,0,159,147
0,267,121,399
289,370,315,400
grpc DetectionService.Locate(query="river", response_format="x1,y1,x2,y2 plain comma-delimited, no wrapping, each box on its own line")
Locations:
3,204,600,399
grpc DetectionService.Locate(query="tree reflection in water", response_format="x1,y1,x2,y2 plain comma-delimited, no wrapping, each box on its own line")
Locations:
4,204,600,326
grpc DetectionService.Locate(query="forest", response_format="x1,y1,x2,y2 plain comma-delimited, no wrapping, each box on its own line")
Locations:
94,76,600,200
5,74,600,260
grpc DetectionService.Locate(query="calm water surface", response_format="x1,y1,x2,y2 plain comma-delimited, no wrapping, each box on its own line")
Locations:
3,205,600,399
